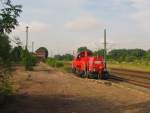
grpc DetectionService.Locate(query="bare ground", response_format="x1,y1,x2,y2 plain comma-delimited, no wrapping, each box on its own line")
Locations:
1,63,150,113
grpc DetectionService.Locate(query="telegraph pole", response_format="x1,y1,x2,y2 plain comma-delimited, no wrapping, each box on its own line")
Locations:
26,26,29,49
32,41,34,53
104,29,107,69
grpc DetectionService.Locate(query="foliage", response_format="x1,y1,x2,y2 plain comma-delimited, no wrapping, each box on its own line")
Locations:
47,58,64,68
0,79,13,96
0,0,22,98
108,49,147,62
0,34,11,66
47,58,56,67
36,47,48,58
55,61,64,68
54,54,73,61
0,0,22,33
11,46,23,63
94,49,105,56
77,47,92,53
144,50,150,60
22,49,37,70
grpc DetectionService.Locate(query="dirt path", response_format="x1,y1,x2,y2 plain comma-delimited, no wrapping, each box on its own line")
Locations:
1,63,150,113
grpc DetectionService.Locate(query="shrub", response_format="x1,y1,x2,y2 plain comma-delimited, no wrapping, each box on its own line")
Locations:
30,55,38,66
47,58,56,67
0,80,13,96
47,58,64,68
22,49,37,70
55,61,64,68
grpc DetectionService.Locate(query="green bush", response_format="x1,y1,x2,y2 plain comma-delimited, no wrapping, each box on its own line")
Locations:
47,58,56,67
30,55,38,66
0,80,13,96
47,58,64,68
22,49,37,70
55,61,64,68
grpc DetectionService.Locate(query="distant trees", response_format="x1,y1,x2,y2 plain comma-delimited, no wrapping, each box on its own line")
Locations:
144,50,150,60
94,49,105,56
77,47,92,53
75,47,150,62
108,49,147,62
36,47,49,58
54,54,73,61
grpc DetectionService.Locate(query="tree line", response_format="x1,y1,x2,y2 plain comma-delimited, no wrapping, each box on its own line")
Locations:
53,47,150,63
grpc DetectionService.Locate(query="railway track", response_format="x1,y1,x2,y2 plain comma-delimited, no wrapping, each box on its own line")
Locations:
108,68,150,89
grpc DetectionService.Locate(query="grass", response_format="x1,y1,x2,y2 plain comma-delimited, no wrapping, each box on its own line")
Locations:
47,58,72,73
47,58,150,73
108,61,150,72
47,58,64,68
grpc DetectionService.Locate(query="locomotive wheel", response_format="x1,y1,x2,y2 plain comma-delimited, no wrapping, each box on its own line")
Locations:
84,70,88,78
98,72,103,79
103,71,109,79
79,70,85,78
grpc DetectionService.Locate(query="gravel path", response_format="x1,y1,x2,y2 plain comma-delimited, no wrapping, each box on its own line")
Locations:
1,63,150,113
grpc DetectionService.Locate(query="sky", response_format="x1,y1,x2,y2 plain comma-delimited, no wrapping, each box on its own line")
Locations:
10,0,150,55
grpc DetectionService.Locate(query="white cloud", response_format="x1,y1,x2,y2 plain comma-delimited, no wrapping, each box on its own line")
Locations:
65,16,104,31
131,8,150,31
112,0,145,6
43,0,87,9
130,0,150,32
129,0,145,4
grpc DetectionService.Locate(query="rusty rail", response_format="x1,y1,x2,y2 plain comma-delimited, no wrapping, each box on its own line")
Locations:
109,68,150,89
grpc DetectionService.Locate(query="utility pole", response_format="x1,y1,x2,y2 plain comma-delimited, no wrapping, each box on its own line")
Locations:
104,29,107,69
26,26,29,49
32,41,34,53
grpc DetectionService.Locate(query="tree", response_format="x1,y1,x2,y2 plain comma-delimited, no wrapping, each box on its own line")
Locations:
0,0,22,33
144,50,150,60
77,47,91,53
0,0,22,97
54,54,73,61
63,54,73,61
11,46,23,63
54,55,63,60
0,34,11,65
22,49,37,70
36,47,49,58
94,49,105,56
0,0,22,64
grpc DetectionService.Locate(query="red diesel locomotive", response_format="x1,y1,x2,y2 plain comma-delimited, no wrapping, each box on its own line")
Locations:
72,51,109,79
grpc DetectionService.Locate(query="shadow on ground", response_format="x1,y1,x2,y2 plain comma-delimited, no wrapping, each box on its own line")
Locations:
1,94,150,113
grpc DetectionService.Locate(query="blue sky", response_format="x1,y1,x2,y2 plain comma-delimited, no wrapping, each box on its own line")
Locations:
11,0,150,55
